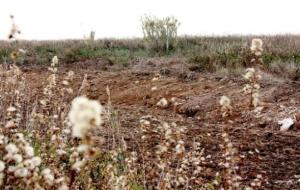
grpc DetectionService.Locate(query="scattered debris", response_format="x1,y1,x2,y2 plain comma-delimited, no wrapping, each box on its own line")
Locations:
254,106,264,114
151,86,158,91
178,71,198,82
278,118,294,131
152,73,161,81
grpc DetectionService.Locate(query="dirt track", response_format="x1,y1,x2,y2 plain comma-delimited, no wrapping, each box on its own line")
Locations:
22,58,300,189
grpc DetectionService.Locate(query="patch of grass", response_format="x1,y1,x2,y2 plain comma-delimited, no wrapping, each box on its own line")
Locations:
268,61,300,78
1,35,300,77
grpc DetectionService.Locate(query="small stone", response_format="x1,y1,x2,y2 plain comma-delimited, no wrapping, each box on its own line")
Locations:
156,98,168,108
151,86,158,91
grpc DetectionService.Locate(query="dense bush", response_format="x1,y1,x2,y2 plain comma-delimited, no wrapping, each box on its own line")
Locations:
141,16,180,53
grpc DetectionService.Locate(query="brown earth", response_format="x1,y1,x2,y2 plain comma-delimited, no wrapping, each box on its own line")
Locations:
22,58,300,189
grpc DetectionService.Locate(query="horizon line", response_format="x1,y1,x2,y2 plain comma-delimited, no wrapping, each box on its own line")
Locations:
2,33,300,42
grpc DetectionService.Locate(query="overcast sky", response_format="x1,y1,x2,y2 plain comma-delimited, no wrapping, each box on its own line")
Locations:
1,0,300,40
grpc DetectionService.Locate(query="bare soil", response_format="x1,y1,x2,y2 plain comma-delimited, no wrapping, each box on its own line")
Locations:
22,58,300,189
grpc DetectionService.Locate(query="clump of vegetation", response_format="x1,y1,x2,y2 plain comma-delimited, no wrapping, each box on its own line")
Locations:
219,96,233,117
243,68,261,108
250,38,264,67
141,15,180,53
1,35,300,78
242,39,263,108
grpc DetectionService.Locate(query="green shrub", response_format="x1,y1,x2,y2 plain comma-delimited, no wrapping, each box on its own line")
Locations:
141,15,180,53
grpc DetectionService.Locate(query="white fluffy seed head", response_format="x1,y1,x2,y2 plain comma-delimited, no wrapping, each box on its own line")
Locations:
5,120,15,128
0,161,5,172
13,154,23,163
24,145,34,158
47,74,56,86
0,135,6,145
252,92,260,107
24,157,41,170
7,106,17,112
5,143,19,154
62,80,69,85
31,156,42,167
15,133,25,142
175,140,185,154
51,56,58,67
57,149,67,155
58,184,69,190
76,144,89,153
14,168,29,178
157,98,168,108
24,159,34,170
42,168,51,176
250,38,263,52
68,96,103,138
253,84,260,89
219,96,231,107
42,168,54,184
243,84,252,94
72,160,85,172
8,166,16,173
151,86,158,91
67,71,74,78
244,68,256,80
45,174,55,183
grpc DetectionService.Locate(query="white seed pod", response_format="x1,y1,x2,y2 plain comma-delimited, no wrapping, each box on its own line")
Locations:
68,96,103,138
0,161,5,172
157,98,168,108
14,167,29,178
5,143,19,154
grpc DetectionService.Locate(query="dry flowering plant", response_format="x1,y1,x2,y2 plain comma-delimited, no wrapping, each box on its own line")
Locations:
220,132,242,190
219,96,233,117
250,38,264,66
243,68,261,108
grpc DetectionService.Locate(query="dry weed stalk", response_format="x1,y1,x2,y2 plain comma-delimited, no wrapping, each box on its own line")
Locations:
243,68,261,108
139,118,208,189
219,96,233,117
220,132,241,190
243,39,264,108
250,38,263,66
